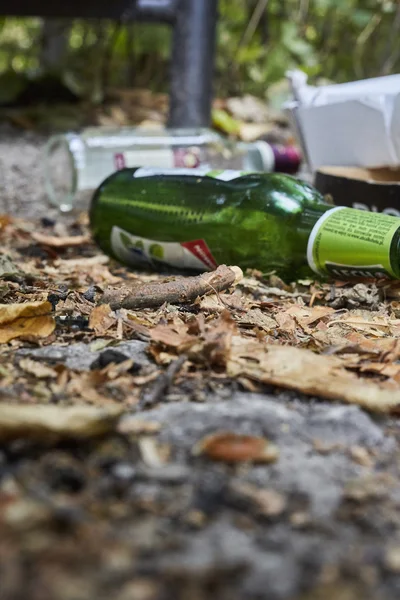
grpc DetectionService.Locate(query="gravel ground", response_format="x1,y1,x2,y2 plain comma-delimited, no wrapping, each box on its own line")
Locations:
2,125,400,600
0,123,90,220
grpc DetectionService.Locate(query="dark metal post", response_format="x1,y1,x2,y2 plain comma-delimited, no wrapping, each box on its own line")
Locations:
168,0,218,128
1,0,218,128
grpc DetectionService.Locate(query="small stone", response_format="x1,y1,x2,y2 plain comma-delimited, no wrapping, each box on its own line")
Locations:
385,546,400,573
290,511,310,528
41,217,56,227
185,509,207,528
349,445,374,467
118,417,161,435
82,285,97,302
231,482,286,517
344,474,394,502
253,489,286,517
90,349,130,370
313,439,342,454
112,463,136,480
136,464,190,484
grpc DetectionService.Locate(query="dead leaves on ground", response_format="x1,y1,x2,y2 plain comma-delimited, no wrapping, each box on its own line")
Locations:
0,300,55,343
227,338,400,414
0,403,122,441
3,216,400,414
89,304,116,336
31,232,90,248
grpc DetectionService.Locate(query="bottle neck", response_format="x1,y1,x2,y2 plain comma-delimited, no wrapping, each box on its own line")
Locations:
298,203,333,235
243,140,302,174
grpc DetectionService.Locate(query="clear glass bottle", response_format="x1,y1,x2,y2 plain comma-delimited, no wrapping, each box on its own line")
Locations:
43,127,301,212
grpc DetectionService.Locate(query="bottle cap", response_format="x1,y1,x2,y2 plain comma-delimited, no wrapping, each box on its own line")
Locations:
271,144,302,174
253,140,302,174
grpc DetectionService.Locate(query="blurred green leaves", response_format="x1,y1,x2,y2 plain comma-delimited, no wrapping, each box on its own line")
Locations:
0,1,399,102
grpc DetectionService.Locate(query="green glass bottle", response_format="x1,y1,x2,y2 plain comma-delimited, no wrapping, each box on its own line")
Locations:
90,167,400,281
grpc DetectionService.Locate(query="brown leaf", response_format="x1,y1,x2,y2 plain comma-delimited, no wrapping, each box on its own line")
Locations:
19,358,58,379
66,372,115,405
31,232,90,247
0,301,54,343
0,214,12,230
227,337,400,414
327,314,394,336
287,305,335,326
150,324,197,352
199,310,237,365
193,431,279,463
0,301,52,326
89,304,116,336
237,308,276,332
275,310,297,334
198,293,244,313
0,403,122,441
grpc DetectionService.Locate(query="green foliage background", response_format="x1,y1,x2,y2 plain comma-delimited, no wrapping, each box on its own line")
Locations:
0,0,399,101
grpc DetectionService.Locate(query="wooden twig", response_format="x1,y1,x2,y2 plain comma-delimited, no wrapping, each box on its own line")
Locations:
100,265,243,311
140,355,187,409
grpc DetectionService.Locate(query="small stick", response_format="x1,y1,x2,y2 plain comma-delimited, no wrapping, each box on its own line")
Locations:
100,265,243,310
140,355,187,409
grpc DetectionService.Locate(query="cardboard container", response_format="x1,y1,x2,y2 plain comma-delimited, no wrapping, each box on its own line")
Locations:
285,70,400,171
314,166,400,217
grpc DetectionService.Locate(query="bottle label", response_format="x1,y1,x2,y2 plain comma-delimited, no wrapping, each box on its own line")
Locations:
132,167,246,180
110,226,218,271
307,206,400,279
114,147,202,170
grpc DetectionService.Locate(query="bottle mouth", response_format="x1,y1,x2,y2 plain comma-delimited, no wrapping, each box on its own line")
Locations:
43,135,78,212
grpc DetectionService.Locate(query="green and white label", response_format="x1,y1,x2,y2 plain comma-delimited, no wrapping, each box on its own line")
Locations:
111,226,218,271
307,206,400,279
133,167,246,181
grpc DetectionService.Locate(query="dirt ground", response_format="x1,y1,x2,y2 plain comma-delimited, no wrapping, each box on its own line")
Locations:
2,124,400,600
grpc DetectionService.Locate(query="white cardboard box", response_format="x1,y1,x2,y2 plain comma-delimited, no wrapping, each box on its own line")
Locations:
285,70,400,171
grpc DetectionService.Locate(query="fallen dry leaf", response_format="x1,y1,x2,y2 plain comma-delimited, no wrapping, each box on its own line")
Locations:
31,232,90,247
228,337,400,414
66,371,117,405
89,304,116,336
193,431,279,463
327,314,395,336
0,214,12,230
150,324,197,352
237,308,276,332
0,301,52,326
286,305,335,327
0,403,122,441
0,301,55,343
19,358,58,379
